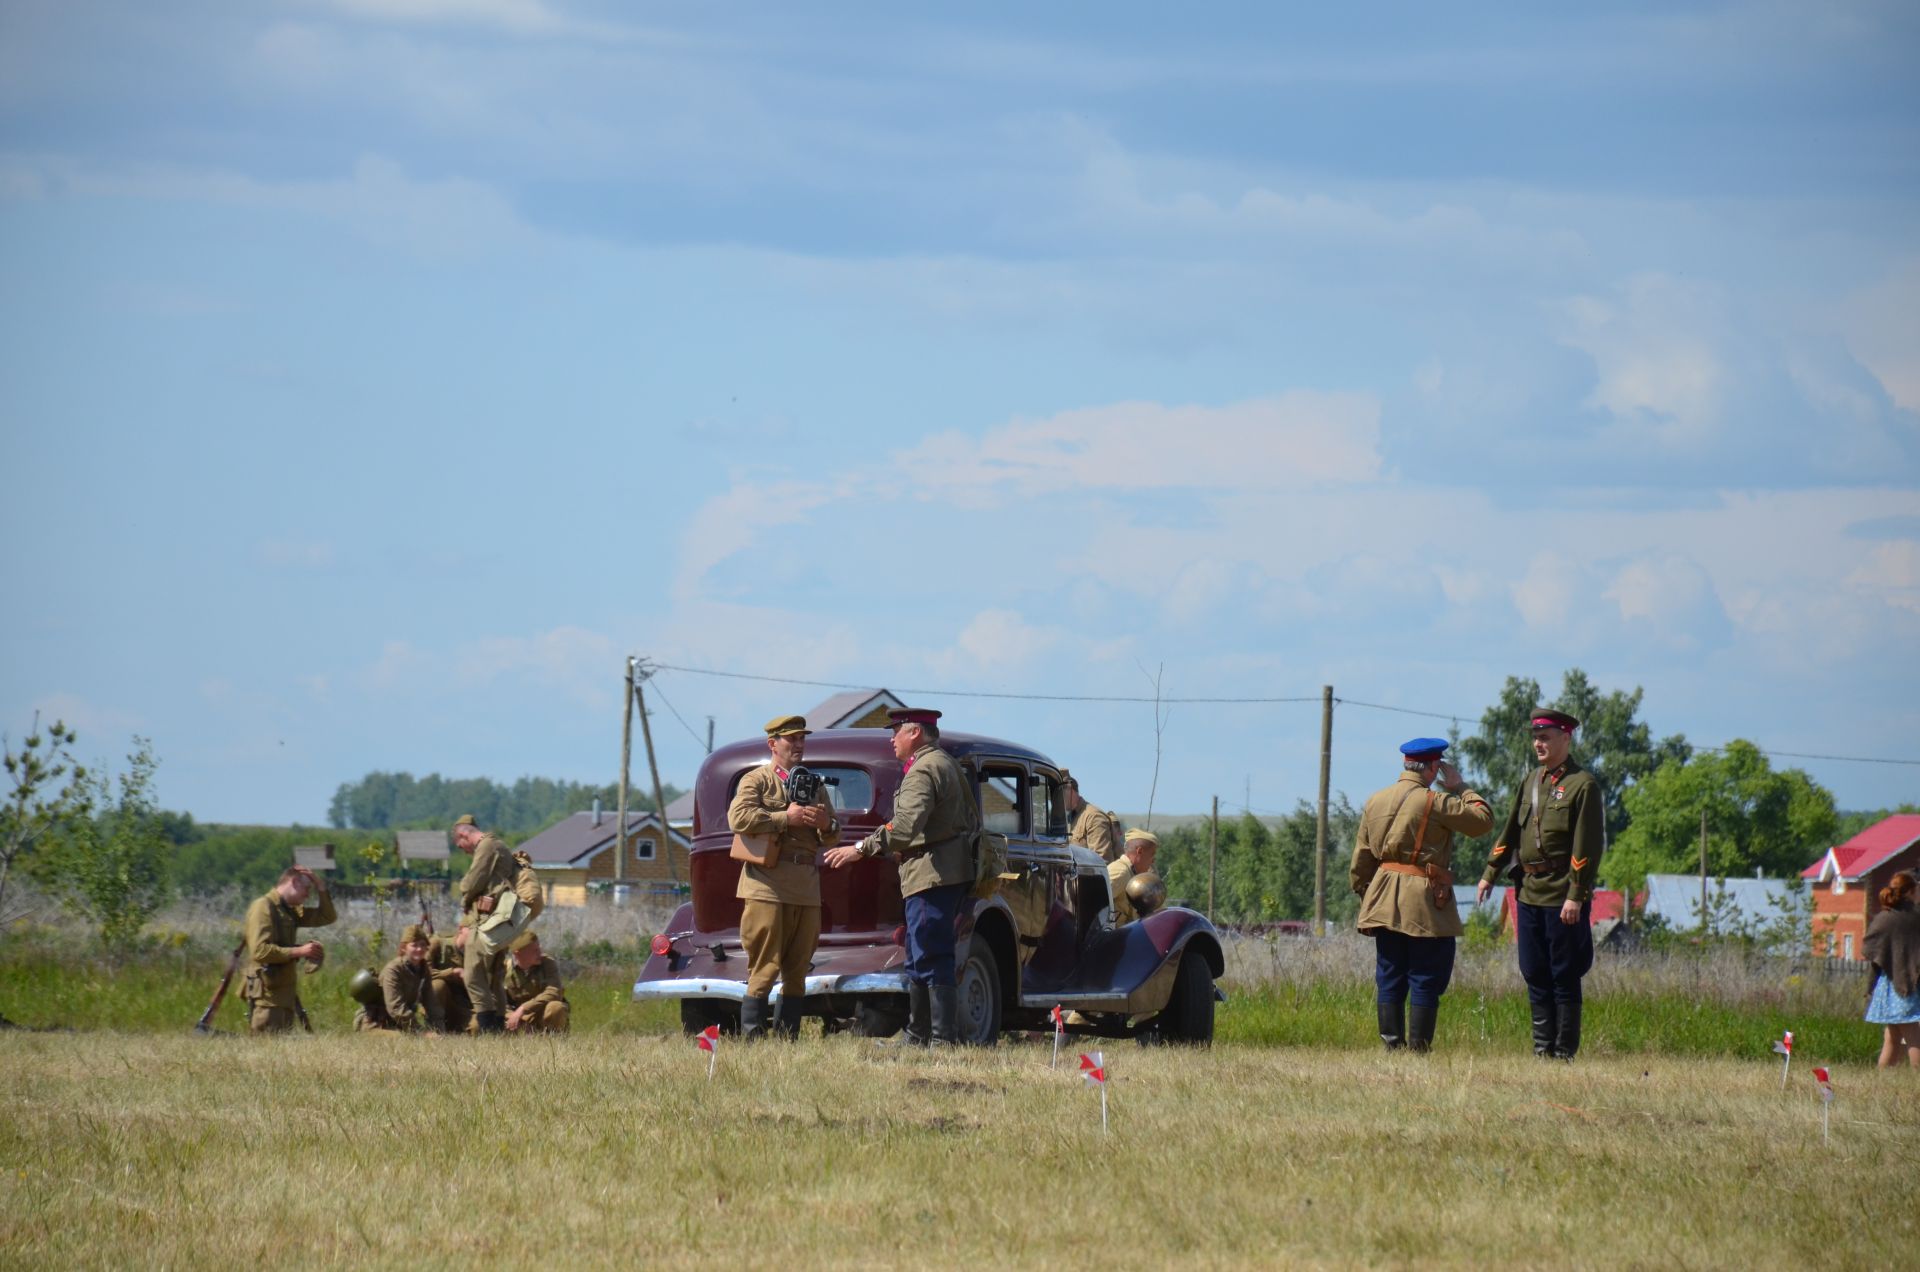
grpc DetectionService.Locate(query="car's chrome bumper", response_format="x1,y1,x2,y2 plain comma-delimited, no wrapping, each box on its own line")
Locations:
631,972,912,1004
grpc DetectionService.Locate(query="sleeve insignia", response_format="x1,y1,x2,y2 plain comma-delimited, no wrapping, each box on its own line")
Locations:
1491,844,1507,857
1571,856,1589,870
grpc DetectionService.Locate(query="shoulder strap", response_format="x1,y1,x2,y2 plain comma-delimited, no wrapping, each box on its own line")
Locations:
1406,791,1436,866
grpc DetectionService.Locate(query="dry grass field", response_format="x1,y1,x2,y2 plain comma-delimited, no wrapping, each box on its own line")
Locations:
3,1030,1913,1270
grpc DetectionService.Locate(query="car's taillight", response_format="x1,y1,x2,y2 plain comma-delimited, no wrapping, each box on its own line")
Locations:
650,933,672,957
890,925,907,947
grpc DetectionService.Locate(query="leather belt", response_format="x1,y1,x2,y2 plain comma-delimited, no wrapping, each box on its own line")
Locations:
786,850,817,867
1380,862,1427,876
1521,861,1565,875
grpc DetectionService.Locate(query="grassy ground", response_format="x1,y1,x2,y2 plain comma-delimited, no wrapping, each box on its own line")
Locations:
2,1031,1912,1269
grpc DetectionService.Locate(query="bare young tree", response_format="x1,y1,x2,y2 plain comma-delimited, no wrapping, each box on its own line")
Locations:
1,715,91,928
1138,661,1170,829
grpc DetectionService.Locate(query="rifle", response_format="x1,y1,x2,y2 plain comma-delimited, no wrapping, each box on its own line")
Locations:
195,938,247,1033
295,997,313,1034
419,895,435,938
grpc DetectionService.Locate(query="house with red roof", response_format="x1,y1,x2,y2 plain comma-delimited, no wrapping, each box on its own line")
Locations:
1499,887,1633,939
1801,813,1920,961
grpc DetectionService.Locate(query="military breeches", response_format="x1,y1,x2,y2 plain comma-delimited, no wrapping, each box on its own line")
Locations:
903,883,971,986
464,943,507,1015
353,1008,401,1033
248,1004,296,1034
515,1001,570,1034
1373,932,1456,1007
1516,901,1593,1007
428,977,471,1033
739,900,822,999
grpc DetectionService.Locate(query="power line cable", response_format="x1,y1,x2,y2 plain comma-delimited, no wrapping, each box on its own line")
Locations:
643,676,708,751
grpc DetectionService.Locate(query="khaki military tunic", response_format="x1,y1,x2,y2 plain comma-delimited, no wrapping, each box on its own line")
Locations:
424,933,471,1033
1479,760,1605,907
504,955,569,1034
242,884,337,1032
729,762,838,907
354,956,439,1032
1070,802,1121,863
860,743,975,897
458,832,516,1015
1350,774,1493,939
1108,856,1139,925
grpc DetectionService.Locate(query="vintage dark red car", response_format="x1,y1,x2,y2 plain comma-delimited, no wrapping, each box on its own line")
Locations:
632,728,1225,1045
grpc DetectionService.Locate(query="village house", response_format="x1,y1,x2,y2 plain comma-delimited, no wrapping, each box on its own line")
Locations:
290,843,337,873
515,807,691,908
1801,813,1920,962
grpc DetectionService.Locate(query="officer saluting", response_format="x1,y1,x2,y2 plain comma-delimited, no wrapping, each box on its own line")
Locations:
824,707,977,1048
1350,739,1492,1052
1477,709,1605,1059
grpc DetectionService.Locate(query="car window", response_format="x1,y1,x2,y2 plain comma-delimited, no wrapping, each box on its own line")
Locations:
724,765,874,815
978,764,1026,836
1029,770,1067,839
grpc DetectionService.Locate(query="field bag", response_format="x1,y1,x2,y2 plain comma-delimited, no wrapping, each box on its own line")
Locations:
729,832,779,867
511,850,545,920
473,890,531,958
971,829,1012,900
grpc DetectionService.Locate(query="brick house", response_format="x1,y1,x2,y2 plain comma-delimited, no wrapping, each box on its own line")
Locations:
517,810,691,908
1800,813,1920,961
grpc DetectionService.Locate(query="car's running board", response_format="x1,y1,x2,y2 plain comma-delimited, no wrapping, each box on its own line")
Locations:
1017,991,1132,1011
632,972,911,1004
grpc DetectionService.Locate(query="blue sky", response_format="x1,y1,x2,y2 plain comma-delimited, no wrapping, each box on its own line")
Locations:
2,0,1917,825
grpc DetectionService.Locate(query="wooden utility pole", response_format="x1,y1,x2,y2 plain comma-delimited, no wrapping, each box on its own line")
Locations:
1699,807,1709,934
706,716,715,754
634,661,679,886
615,657,634,884
1207,795,1219,923
1313,685,1333,936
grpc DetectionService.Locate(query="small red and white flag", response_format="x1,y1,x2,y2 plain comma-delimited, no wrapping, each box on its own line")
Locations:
1812,1066,1833,1103
1051,1005,1065,1029
1078,1051,1106,1085
1772,1031,1793,1057
695,1024,720,1079
1049,1005,1066,1068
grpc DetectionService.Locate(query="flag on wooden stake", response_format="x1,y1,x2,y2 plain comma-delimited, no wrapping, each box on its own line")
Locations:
1812,1066,1833,1102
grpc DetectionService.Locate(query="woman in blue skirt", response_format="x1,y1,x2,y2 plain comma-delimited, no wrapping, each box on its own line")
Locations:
1863,869,1920,1069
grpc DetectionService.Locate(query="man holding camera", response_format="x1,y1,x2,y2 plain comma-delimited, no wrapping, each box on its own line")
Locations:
1351,739,1492,1053
825,707,977,1048
728,714,840,1040
1476,709,1605,1060
241,864,336,1033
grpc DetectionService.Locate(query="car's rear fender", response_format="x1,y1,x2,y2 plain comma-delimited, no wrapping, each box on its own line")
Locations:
1015,907,1225,1016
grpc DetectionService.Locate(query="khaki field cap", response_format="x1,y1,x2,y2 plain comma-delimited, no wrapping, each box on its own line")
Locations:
764,714,811,738
399,923,428,946
1125,828,1159,847
508,931,539,954
452,814,477,828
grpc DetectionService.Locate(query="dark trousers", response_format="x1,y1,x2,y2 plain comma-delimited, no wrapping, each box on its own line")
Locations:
1374,932,1456,1007
903,883,971,986
1516,900,1594,1007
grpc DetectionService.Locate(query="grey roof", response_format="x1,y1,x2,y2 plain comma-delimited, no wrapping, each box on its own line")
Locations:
1642,873,1802,932
664,790,695,824
291,844,336,871
396,830,449,862
516,811,690,868
805,688,903,732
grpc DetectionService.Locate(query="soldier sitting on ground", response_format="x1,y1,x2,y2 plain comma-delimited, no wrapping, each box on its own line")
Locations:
428,926,471,1035
351,924,443,1034
503,932,569,1035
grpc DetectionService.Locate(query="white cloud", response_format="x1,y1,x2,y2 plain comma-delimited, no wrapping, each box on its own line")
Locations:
1845,540,1920,613
1602,555,1730,652
1558,273,1726,441
1843,259,1920,414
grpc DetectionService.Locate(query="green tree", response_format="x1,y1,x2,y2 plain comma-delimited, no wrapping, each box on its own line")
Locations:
30,737,173,953
1,715,91,928
1833,803,1920,842
1155,797,1359,925
326,770,681,834
1602,740,1839,894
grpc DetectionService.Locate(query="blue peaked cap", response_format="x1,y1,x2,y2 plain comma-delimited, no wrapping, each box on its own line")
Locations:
1400,737,1449,759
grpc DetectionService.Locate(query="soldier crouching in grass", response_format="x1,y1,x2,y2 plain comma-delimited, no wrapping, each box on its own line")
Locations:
1350,739,1492,1053
1477,709,1605,1060
727,713,839,1041
428,926,471,1035
241,865,336,1033
503,932,569,1035
351,924,442,1034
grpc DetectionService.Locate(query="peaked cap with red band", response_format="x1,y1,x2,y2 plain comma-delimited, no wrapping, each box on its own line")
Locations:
887,707,943,729
1529,708,1579,733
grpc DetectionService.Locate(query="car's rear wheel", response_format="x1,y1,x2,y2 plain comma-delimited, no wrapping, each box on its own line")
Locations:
1156,948,1216,1046
957,939,1002,1047
680,999,739,1037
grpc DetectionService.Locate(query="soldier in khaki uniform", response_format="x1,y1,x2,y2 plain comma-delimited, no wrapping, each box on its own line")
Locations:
1064,773,1121,863
1108,829,1159,926
503,932,569,1034
826,707,978,1047
1477,709,1605,1060
241,865,337,1033
427,928,471,1035
728,714,840,1041
453,814,517,1034
353,924,442,1033
1351,739,1493,1052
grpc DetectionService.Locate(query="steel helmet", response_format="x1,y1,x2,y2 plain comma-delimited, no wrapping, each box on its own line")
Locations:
1125,871,1167,917
347,968,383,1007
